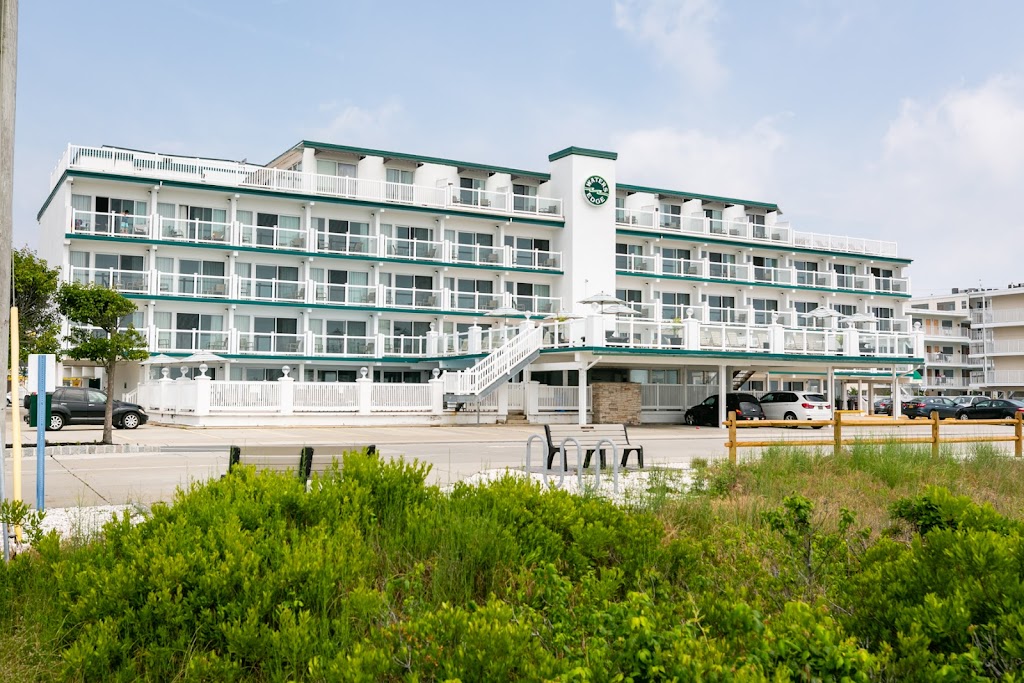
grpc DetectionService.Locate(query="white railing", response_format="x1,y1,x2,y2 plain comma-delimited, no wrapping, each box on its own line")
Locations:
980,371,1024,386
371,384,432,412
445,325,543,397
449,291,502,313
616,208,656,228
57,144,563,219
158,273,230,298
971,308,1024,325
923,376,969,388
536,385,591,412
317,232,377,255
616,253,655,273
640,384,686,411
157,217,232,244
384,236,443,261
382,335,428,356
312,335,376,356
792,231,898,257
661,257,705,277
926,353,968,365
238,277,305,302
450,242,504,266
923,326,970,338
511,294,560,314
385,286,442,309
293,383,360,412
210,382,282,411
71,266,149,293
314,283,376,306
70,209,151,238
154,328,229,353
239,223,307,251
987,339,1024,355
237,332,305,354
509,247,561,270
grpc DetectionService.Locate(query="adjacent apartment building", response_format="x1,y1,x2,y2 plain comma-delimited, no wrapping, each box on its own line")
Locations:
909,285,1024,399
37,141,923,422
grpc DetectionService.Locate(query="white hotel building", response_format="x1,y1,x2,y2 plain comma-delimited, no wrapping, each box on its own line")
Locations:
37,142,923,424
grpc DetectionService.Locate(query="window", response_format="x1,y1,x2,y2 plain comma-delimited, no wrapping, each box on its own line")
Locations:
459,177,485,206
507,282,552,312
170,314,224,351
936,301,956,311
752,256,779,282
615,243,644,269
446,278,496,310
708,251,736,279
249,317,299,353
316,159,357,177
615,197,626,223
248,264,300,301
456,231,496,263
177,259,226,296
872,307,894,331
319,269,370,303
70,194,91,229
661,292,690,320
793,301,819,327
94,197,147,233
660,203,681,229
314,218,370,252
255,212,301,246
615,289,643,313
650,369,679,384
707,295,736,322
747,213,766,239
504,236,551,266
660,247,692,275
385,168,414,202
179,206,228,241
793,260,820,286
833,263,856,288
90,254,145,291
318,319,369,354
832,304,856,317
512,184,538,212
704,208,723,234
871,266,894,292
751,298,778,325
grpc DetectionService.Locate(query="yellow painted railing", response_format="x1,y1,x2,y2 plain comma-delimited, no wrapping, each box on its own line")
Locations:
723,411,1024,464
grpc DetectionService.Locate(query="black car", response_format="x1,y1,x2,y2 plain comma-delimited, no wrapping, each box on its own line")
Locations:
684,393,765,426
901,396,961,419
24,387,148,431
873,398,893,415
955,398,1024,420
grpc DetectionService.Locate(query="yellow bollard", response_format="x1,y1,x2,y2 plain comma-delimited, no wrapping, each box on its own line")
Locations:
833,410,842,458
1016,412,1023,459
10,306,21,541
931,410,940,459
727,410,737,465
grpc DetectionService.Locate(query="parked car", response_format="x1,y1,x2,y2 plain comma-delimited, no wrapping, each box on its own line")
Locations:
953,395,989,408
901,396,961,419
684,393,765,427
873,397,893,415
955,398,1024,420
24,387,148,431
758,391,831,427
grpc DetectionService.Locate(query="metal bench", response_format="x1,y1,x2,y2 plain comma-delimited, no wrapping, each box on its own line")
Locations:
543,424,644,470
228,444,376,481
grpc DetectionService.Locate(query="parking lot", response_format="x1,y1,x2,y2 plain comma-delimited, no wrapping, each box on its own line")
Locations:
2,417,1020,508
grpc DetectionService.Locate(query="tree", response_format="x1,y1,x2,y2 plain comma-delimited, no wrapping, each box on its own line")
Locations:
57,282,148,444
12,246,61,366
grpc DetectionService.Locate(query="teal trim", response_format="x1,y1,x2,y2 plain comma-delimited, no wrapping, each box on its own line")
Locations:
293,141,551,180
149,350,488,364
615,269,913,299
617,183,779,211
548,146,618,162
541,346,923,366
616,228,913,264
65,233,563,276
122,292,505,319
39,170,565,228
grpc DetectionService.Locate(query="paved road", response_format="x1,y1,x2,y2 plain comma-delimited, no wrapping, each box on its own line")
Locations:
2,419,1018,508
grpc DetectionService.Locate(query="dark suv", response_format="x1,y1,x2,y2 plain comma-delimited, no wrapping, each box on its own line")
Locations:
24,387,148,431
684,393,765,426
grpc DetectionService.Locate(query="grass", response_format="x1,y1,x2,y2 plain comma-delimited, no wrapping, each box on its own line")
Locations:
664,441,1024,537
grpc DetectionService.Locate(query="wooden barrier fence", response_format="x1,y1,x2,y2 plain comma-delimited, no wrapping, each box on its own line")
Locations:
724,410,1024,464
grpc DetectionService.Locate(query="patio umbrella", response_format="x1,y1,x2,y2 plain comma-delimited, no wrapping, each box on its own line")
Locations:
604,303,639,316
578,291,630,314
843,313,878,324
543,308,583,320
487,305,520,318
140,353,177,365
807,306,845,318
179,350,226,365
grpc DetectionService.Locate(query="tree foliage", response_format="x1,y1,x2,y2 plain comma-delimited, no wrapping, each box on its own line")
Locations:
12,246,61,366
57,282,149,444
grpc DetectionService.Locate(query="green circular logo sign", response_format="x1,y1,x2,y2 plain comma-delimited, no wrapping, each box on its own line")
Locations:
583,175,609,206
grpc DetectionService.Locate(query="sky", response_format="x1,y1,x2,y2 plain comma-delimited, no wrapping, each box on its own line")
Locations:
13,0,1024,296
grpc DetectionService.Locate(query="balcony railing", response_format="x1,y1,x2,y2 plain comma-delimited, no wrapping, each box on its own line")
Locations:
157,273,230,298
384,236,443,261
926,352,969,365
158,216,232,245
71,266,149,293
317,232,376,255
449,291,502,313
238,278,305,302
922,376,969,388
384,286,442,309
314,283,376,306
615,210,897,258
923,326,970,338
975,371,1024,386
154,328,230,353
238,332,305,354
55,144,563,219
616,254,910,295
312,334,376,356
971,308,1024,325
239,223,307,251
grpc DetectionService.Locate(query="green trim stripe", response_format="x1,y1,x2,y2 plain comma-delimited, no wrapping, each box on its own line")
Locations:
547,146,618,162
617,183,779,211
545,346,923,365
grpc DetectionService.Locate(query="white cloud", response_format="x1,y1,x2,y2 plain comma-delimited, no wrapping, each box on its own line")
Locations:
867,76,1024,293
613,118,785,201
614,0,726,88
312,100,404,146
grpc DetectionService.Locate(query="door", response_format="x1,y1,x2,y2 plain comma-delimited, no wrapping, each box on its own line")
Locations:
54,388,88,423
698,395,717,425
85,389,108,422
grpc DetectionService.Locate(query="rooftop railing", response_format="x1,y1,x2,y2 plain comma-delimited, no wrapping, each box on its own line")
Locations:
615,210,898,258
54,144,563,219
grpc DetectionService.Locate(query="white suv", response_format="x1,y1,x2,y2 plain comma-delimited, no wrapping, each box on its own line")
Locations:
758,391,832,426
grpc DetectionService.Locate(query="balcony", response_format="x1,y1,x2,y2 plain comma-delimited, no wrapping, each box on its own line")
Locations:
384,286,442,310
314,283,376,306
238,278,305,303
616,254,910,295
71,266,149,294
975,371,1024,387
154,328,230,353
922,376,970,389
55,145,563,219
615,210,898,258
971,308,1024,326
922,326,970,339
925,352,970,366
157,273,230,298
238,332,305,355
312,334,376,356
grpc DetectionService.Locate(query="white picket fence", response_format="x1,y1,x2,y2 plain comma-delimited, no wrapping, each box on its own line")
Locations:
209,382,282,412
294,383,360,412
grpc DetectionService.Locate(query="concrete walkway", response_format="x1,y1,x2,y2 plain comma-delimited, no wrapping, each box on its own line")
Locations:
2,419,1018,508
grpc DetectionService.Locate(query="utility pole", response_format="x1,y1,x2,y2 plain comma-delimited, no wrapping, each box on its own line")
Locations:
0,0,17,560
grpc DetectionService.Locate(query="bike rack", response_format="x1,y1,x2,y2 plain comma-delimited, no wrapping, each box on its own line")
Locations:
590,438,620,494
524,433,548,486
557,436,584,490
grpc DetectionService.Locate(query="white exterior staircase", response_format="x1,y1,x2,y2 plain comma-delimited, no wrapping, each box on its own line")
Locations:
731,369,756,390
444,324,544,404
